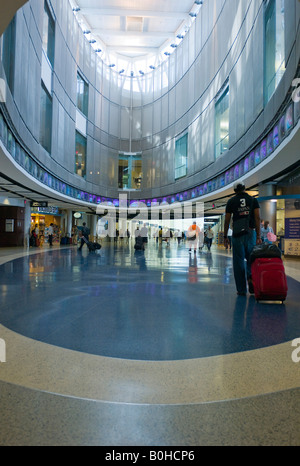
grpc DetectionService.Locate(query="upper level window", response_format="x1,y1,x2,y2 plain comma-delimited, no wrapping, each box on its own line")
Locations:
42,1,55,67
118,153,142,189
1,16,16,93
77,72,89,117
175,133,188,180
40,82,53,153
215,85,229,159
75,131,87,179
264,0,285,105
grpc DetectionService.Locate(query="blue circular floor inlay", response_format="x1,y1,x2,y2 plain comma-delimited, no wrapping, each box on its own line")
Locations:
0,244,300,360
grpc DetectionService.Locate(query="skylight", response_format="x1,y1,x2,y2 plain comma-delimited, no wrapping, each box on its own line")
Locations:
69,0,203,77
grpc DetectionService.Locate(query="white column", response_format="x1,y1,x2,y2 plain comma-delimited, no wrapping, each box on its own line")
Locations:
67,210,73,237
91,215,97,239
258,183,277,232
24,199,32,248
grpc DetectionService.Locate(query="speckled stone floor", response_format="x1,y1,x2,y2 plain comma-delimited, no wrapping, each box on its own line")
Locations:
0,241,299,446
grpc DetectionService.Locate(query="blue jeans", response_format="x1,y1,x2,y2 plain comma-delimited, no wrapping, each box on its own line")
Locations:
232,230,256,294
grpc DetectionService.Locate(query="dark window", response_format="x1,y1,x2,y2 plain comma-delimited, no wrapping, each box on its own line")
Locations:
40,83,53,153
2,16,16,93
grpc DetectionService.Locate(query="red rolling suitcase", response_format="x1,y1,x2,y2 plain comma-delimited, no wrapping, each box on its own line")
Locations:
251,257,288,303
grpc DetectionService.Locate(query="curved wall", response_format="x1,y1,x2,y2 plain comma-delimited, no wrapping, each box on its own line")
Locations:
0,0,299,205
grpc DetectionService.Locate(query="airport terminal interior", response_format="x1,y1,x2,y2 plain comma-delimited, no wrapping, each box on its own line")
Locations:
0,0,299,446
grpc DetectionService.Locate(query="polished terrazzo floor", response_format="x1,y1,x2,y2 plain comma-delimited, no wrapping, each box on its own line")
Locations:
0,240,299,445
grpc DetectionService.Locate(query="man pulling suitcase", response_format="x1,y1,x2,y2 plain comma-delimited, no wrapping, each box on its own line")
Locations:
224,180,262,296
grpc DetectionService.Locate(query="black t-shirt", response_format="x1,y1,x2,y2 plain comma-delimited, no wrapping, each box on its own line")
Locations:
226,192,259,236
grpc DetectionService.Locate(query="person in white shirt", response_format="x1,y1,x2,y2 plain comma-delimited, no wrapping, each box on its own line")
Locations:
205,226,214,251
48,223,54,246
226,227,232,250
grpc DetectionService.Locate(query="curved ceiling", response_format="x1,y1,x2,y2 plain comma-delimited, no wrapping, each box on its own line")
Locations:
0,0,28,35
69,0,203,70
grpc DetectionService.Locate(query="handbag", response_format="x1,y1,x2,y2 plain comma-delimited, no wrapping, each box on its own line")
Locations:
267,231,277,242
187,233,196,241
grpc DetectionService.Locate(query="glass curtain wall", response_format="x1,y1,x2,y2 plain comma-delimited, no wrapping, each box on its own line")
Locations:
77,72,89,117
75,131,87,178
42,1,55,67
2,16,16,93
215,85,229,158
175,133,188,180
40,83,53,153
118,153,142,189
264,0,285,104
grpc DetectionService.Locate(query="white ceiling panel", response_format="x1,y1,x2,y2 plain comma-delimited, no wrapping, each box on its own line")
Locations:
70,0,203,62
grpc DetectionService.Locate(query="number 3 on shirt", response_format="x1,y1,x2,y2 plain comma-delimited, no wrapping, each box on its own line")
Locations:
240,198,246,207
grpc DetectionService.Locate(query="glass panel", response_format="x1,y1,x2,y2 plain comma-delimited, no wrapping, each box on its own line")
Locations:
77,72,89,117
42,2,55,66
118,154,142,189
215,86,229,158
75,131,87,178
264,0,285,104
40,83,52,153
131,156,142,189
118,157,129,188
2,16,16,92
175,133,188,179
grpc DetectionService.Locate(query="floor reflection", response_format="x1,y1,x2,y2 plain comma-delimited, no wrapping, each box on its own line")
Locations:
0,241,299,360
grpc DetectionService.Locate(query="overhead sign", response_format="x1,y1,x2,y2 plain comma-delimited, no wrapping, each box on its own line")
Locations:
73,212,82,219
30,201,48,207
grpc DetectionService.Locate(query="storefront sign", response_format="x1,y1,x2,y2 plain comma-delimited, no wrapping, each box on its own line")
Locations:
31,206,59,215
30,201,48,207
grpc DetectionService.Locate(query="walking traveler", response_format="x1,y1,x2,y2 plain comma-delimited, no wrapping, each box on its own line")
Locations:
187,221,200,253
224,180,261,295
